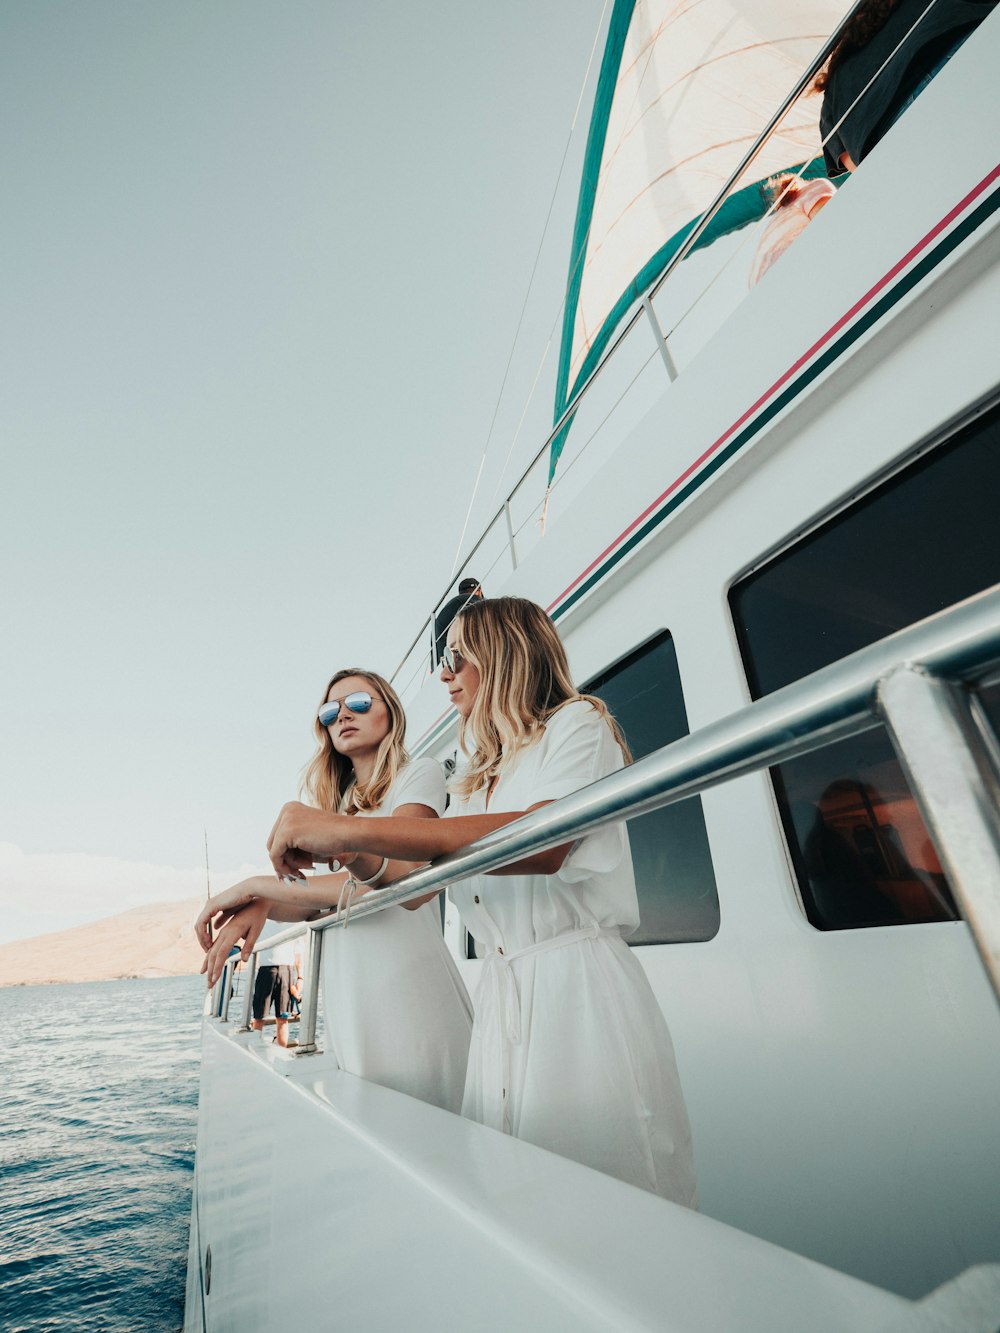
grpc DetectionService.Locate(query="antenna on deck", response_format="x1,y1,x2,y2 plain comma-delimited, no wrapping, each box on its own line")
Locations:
203,827,211,900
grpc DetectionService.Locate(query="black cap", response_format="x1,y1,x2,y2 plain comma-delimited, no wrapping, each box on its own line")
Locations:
458,578,480,594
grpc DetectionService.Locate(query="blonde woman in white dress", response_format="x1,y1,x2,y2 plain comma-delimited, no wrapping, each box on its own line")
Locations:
196,668,472,1113
266,601,697,1205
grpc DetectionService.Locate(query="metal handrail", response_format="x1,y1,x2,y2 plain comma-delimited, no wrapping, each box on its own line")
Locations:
212,586,1000,1029
325,586,1000,999
391,2,870,683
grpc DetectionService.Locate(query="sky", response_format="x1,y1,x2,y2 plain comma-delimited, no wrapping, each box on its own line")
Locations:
0,0,614,944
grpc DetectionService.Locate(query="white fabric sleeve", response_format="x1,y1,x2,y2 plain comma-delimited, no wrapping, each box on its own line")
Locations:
388,757,447,816
533,703,628,884
530,702,621,802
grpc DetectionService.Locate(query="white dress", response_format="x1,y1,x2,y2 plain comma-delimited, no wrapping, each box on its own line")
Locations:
321,757,473,1113
448,701,697,1204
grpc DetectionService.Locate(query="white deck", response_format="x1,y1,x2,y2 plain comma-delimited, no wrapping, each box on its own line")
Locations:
187,1020,925,1333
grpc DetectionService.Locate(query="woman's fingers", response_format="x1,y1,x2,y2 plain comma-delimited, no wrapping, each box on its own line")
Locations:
202,916,242,986
205,931,239,988
267,803,351,878
200,902,272,988
239,909,265,961
193,903,222,954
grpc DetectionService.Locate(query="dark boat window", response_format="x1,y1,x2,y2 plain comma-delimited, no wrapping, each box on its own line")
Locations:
730,400,1000,930
585,632,720,945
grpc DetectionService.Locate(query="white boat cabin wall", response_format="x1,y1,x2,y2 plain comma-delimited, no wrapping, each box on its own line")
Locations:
408,10,1000,1302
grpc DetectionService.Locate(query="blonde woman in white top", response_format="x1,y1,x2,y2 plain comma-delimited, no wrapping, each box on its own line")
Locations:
265,600,697,1205
196,668,472,1113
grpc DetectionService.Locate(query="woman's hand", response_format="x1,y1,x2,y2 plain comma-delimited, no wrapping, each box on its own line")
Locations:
201,899,270,988
267,803,359,878
194,876,269,953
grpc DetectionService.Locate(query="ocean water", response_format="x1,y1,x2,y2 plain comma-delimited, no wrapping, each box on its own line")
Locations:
0,975,203,1332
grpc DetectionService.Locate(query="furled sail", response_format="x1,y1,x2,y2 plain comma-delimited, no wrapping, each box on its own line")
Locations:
551,0,849,480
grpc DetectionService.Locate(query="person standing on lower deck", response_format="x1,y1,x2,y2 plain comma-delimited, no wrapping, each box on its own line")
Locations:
252,930,301,1047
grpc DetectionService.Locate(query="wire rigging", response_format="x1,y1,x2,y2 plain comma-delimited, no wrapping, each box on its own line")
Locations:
447,0,611,579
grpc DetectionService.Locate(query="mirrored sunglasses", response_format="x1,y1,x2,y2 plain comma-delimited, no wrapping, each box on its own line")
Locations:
440,644,466,674
318,691,374,727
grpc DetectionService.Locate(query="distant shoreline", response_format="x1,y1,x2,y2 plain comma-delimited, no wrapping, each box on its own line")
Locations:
0,897,204,989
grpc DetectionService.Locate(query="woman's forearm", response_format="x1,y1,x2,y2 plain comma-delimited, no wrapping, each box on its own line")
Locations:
345,812,523,862
264,900,323,922
268,802,572,879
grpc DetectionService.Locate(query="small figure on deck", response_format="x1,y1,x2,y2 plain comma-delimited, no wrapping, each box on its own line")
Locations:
251,930,301,1048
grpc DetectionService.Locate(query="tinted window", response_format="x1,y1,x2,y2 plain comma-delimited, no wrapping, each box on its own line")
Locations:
586,632,720,944
731,401,1000,930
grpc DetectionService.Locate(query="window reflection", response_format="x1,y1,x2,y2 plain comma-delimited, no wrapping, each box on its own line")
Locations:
778,735,956,930
731,399,1000,931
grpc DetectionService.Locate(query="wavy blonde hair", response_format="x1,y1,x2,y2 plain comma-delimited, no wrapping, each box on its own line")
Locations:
302,668,409,813
450,597,631,798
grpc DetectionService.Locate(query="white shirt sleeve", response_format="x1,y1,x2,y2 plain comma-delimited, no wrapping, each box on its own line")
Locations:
388,757,447,816
533,702,629,884
531,701,625,801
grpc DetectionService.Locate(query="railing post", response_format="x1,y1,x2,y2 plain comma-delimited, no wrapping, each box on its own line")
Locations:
642,294,678,382
295,928,324,1055
878,666,1000,1007
238,953,256,1033
218,957,235,1022
210,974,223,1019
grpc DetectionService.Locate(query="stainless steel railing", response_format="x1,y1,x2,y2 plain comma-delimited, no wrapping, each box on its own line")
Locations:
211,584,1000,1041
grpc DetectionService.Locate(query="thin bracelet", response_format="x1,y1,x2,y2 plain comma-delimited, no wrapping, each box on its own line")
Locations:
352,856,389,887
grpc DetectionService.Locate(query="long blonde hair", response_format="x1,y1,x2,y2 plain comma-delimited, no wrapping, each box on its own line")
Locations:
450,597,631,798
302,668,409,813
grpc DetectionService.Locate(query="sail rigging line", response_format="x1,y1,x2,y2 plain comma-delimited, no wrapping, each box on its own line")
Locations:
391,335,663,703
445,0,777,609
660,0,946,349
481,0,618,517
477,0,657,532
516,12,666,532
446,0,612,582
395,1,898,690
545,344,661,500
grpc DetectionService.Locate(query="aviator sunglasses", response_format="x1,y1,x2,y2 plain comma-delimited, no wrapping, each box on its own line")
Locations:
318,691,376,727
440,644,467,674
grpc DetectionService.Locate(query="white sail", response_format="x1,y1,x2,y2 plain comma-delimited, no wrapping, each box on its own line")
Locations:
555,0,849,452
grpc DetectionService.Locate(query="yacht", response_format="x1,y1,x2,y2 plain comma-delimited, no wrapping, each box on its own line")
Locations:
185,4,1000,1328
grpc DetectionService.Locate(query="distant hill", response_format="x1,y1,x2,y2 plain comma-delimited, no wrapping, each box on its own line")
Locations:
0,897,206,987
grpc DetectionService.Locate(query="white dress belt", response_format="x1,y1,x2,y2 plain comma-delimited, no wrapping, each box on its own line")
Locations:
482,922,621,1133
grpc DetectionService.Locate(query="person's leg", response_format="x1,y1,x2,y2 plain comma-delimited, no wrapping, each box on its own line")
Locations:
273,966,293,1046
252,965,273,1036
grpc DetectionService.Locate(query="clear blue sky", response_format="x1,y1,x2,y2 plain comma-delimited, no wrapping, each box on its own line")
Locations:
0,0,608,942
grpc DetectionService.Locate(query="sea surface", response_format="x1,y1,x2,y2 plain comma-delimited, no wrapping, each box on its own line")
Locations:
0,976,203,1332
